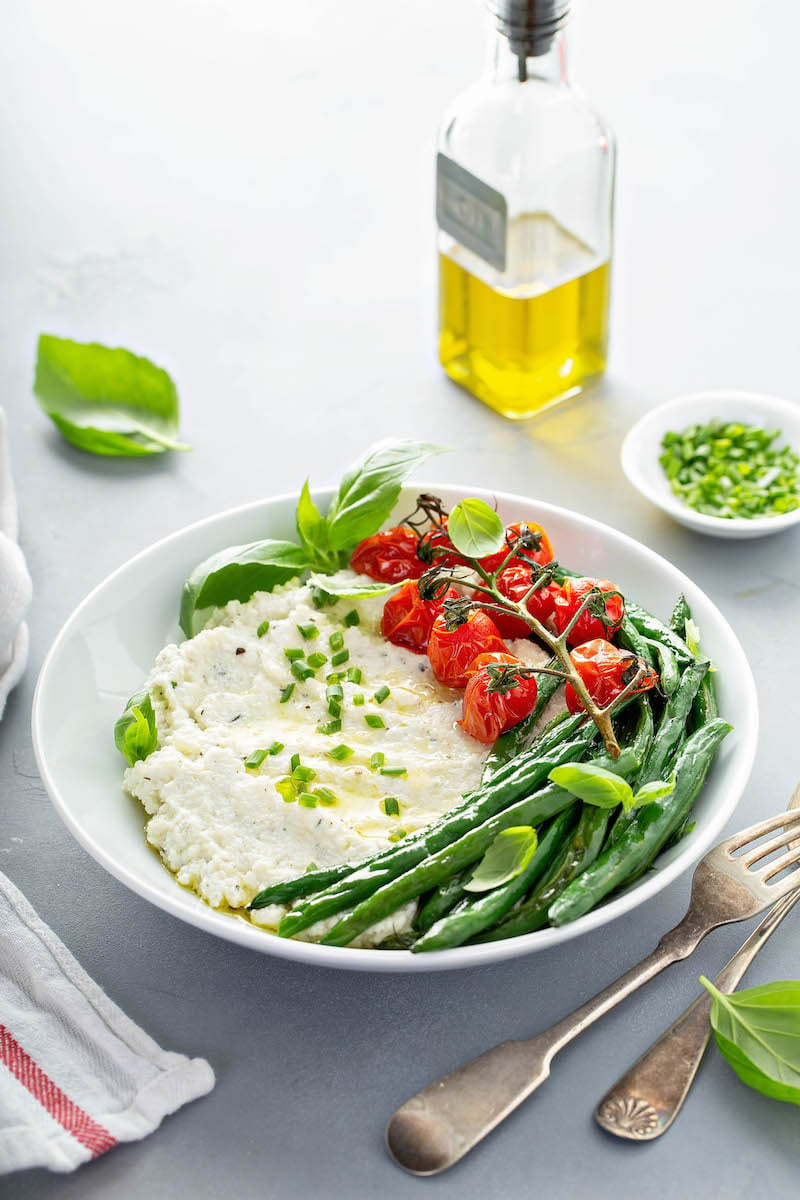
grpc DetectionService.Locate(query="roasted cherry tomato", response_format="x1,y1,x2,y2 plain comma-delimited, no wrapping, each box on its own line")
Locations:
485,564,561,639
551,577,625,645
350,526,425,583
564,638,658,714
478,521,555,574
458,651,539,744
416,519,463,571
381,581,459,654
427,609,508,689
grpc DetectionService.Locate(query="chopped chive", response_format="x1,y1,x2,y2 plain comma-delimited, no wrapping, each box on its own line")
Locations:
279,683,295,703
329,631,345,652
352,693,365,706
317,718,342,736
267,741,284,756
305,861,319,872
380,765,407,777
326,671,344,684
275,777,296,803
343,610,360,627
364,714,385,729
244,748,269,770
373,685,391,705
291,661,315,682
298,792,318,808
380,797,401,817
388,828,407,843
284,647,305,661
257,620,270,638
331,649,350,667
326,683,344,702
345,667,362,685
327,698,341,719
310,585,335,609
307,651,328,669
290,753,301,772
170,680,178,688
292,764,316,783
370,752,385,770
326,744,353,761
314,787,338,807
298,623,319,641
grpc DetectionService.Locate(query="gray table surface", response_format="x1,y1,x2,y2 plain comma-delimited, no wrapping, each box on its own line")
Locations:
2,0,798,1195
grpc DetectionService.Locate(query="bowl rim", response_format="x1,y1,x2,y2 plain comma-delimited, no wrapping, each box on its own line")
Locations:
31,482,759,973
621,390,800,535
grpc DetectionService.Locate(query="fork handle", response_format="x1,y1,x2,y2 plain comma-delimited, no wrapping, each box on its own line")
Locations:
386,915,705,1175
595,890,800,1141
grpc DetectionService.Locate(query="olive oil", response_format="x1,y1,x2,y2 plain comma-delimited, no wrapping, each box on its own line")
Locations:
439,213,610,420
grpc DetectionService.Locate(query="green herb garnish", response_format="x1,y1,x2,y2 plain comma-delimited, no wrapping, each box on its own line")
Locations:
364,714,385,729
317,719,342,736
256,620,270,638
700,977,800,1105
373,685,391,705
284,647,305,661
463,827,538,893
343,610,360,627
279,683,295,703
346,667,363,685
326,744,353,761
331,649,350,667
549,763,676,814
370,752,385,770
292,764,316,783
329,631,345,652
297,792,318,808
114,690,157,767
314,787,338,807
379,766,407,777
380,797,400,817
352,693,365,706
297,623,319,641
275,777,296,802
291,661,315,682
307,652,328,669
244,749,270,770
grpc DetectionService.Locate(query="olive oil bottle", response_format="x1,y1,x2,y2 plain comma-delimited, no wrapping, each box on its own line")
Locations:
437,1,615,420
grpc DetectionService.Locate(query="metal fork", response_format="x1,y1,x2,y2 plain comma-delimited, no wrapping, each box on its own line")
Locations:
386,807,800,1176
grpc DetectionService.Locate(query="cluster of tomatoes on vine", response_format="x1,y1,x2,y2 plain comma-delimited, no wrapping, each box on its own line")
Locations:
350,500,657,745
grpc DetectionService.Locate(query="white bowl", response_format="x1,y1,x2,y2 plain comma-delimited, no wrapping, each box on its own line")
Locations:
32,484,758,972
621,391,800,538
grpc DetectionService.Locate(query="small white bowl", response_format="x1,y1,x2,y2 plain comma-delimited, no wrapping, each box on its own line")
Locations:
621,391,800,539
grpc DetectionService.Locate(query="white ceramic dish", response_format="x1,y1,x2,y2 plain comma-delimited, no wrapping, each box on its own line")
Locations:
621,391,800,539
32,484,758,972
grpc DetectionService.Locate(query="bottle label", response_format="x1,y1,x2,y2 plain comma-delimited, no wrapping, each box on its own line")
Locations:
436,153,507,272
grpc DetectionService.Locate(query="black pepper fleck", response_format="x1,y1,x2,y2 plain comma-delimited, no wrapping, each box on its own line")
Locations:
235,647,246,655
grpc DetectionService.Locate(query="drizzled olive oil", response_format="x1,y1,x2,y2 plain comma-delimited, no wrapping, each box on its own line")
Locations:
439,213,610,420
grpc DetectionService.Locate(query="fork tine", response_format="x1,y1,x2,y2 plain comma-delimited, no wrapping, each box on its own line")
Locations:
740,823,800,868
759,846,800,885
723,808,800,854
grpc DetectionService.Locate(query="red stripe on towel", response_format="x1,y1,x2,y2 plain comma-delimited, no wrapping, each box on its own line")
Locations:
0,1024,116,1158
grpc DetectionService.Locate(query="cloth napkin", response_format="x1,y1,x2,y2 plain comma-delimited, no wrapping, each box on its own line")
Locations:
0,411,215,1173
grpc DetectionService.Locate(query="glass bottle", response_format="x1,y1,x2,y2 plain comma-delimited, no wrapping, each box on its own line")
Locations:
437,0,615,420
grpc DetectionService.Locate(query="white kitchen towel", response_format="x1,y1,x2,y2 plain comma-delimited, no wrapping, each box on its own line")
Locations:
0,873,215,1173
0,410,31,718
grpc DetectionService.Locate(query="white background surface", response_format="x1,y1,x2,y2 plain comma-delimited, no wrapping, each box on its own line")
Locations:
1,1,798,1196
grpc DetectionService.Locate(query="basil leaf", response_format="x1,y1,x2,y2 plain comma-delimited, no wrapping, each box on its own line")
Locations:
324,439,446,553
700,977,800,1105
308,572,400,600
34,335,189,457
631,775,676,810
463,826,538,893
448,498,505,559
548,762,634,810
296,481,337,571
114,690,157,766
180,540,309,637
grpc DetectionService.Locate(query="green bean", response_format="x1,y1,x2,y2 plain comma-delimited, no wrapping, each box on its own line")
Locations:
691,672,719,728
626,601,694,666
249,864,354,909
415,871,469,934
644,636,680,697
637,658,709,785
278,722,597,938
548,718,731,926
321,785,580,947
617,615,658,670
473,804,611,942
669,594,691,635
412,808,579,952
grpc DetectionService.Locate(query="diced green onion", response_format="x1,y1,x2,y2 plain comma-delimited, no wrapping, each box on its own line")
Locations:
380,797,401,817
352,693,365,706
379,765,406,777
314,787,338,807
373,685,391,705
388,828,407,843
244,749,269,770
275,777,296,802
311,585,335,609
307,652,328,669
327,698,341,719
317,718,342,736
284,647,304,661
370,751,385,770
267,741,284,756
326,671,344,685
298,623,319,640
345,667,362,685
305,861,318,872
257,620,270,638
329,631,345,652
290,753,301,772
279,683,295,704
298,792,318,808
343,610,360,627
364,714,385,729
331,649,350,667
291,661,315,682
326,683,344,702
292,764,316,783
326,744,353,761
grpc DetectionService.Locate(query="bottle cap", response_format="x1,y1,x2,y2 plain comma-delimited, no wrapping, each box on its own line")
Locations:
488,0,570,59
